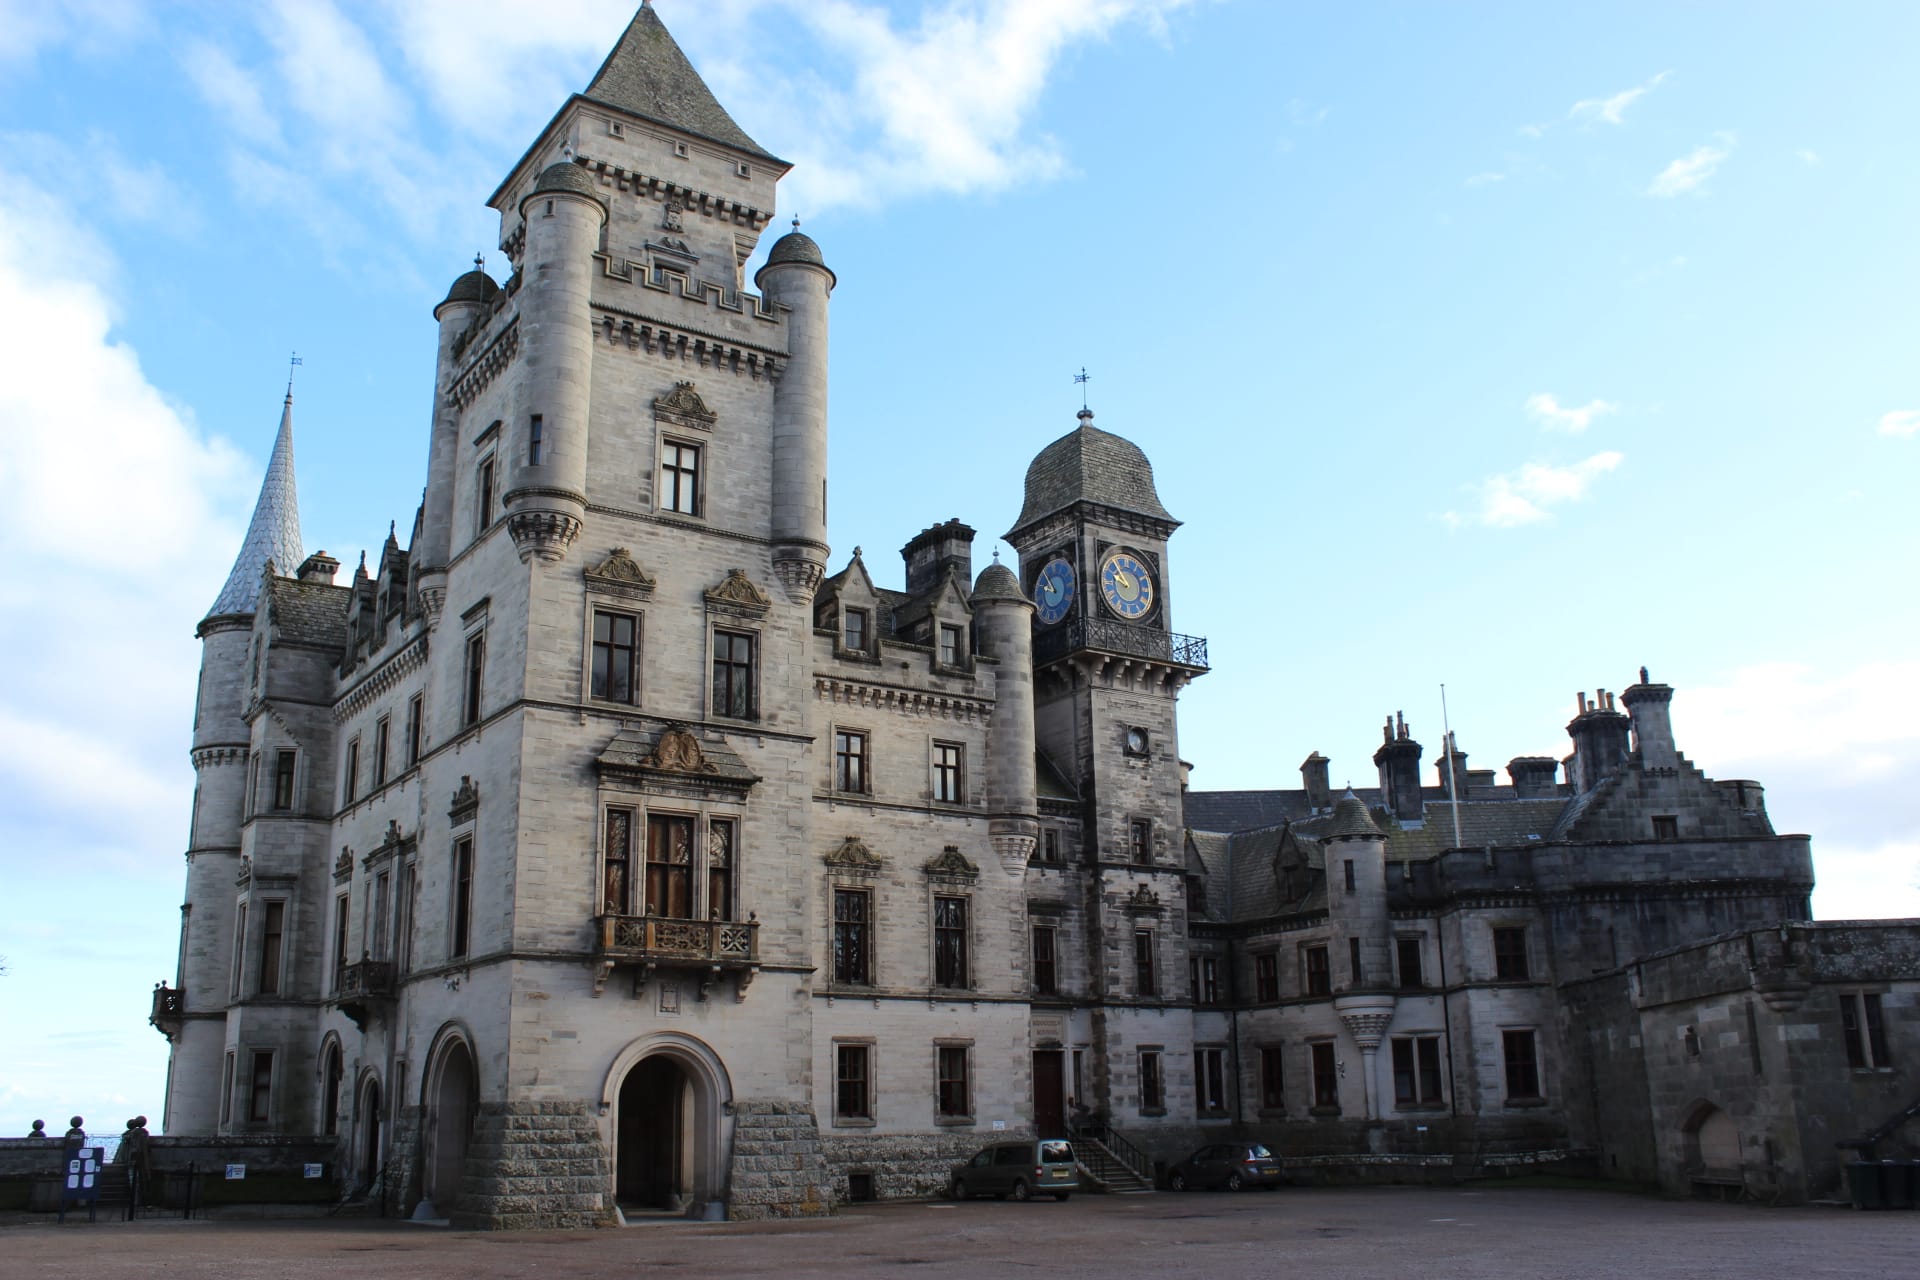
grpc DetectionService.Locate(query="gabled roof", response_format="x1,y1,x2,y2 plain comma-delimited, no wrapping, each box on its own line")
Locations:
583,4,778,162
263,575,348,650
208,393,303,618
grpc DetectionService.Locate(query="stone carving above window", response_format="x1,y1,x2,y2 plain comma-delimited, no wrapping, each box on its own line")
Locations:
1124,883,1163,914
449,775,480,824
640,725,721,775
654,380,716,432
584,548,656,601
333,847,354,880
924,845,979,880
705,568,771,618
824,835,884,869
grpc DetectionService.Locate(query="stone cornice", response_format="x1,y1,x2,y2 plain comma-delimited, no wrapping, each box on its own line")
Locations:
333,632,429,723
592,304,783,381
814,676,992,726
447,317,520,410
572,153,774,233
191,745,248,768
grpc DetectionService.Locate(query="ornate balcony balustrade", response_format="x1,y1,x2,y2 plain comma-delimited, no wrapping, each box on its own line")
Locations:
333,958,396,1030
1033,617,1209,671
594,914,759,998
149,984,184,1041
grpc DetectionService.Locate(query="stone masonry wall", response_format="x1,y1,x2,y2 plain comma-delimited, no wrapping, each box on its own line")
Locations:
728,1100,832,1220
453,1101,611,1230
820,1129,989,1203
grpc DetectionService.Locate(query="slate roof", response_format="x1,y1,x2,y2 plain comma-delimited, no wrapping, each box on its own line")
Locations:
1009,412,1176,538
1186,788,1338,833
1036,751,1078,801
583,4,779,161
264,576,348,650
1381,798,1568,859
208,395,302,618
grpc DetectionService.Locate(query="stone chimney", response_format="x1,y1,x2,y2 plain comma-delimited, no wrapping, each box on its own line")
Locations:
1301,752,1331,811
1434,732,1469,801
1566,689,1632,793
1372,712,1424,821
1507,756,1559,798
296,551,340,584
1622,669,1677,769
901,518,975,597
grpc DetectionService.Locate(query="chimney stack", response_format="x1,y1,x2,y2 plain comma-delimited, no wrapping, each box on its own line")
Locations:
1435,732,1469,800
1301,752,1331,811
1507,756,1559,798
901,519,976,597
1566,688,1631,792
1622,670,1677,769
1372,711,1424,821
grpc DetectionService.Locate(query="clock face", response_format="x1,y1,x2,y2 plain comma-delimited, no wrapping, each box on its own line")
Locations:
1099,550,1155,620
1033,557,1076,626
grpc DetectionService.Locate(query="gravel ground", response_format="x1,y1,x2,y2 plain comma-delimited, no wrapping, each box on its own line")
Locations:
2,1186,1915,1280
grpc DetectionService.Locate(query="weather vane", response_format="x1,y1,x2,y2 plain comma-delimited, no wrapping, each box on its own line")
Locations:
1074,367,1090,411
287,351,303,398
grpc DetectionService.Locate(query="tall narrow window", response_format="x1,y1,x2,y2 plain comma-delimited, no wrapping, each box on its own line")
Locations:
247,752,261,819
1196,1048,1228,1114
938,623,964,667
659,440,701,514
249,1050,274,1123
322,1045,343,1136
330,896,347,992
1032,925,1058,996
1304,944,1331,997
1502,1029,1541,1099
933,895,968,988
475,456,496,534
1397,937,1425,990
528,414,544,466
1260,1046,1285,1111
932,742,962,803
936,1045,971,1117
1134,930,1156,996
1842,993,1892,1069
591,610,639,704
373,716,391,787
272,750,297,811
230,903,248,999
451,836,474,958
220,1052,235,1126
1041,829,1060,864
711,630,755,719
1349,936,1363,985
645,814,694,919
405,694,423,767
400,864,417,973
343,738,360,805
834,730,868,793
372,870,391,960
462,632,486,727
843,608,868,654
1255,953,1279,1003
258,901,285,995
1198,956,1220,1004
1138,1050,1164,1112
1392,1036,1445,1106
835,1044,872,1120
1129,818,1152,864
832,888,871,985
1493,927,1529,981
707,819,734,920
1311,1042,1339,1109
602,808,634,914
1343,859,1356,892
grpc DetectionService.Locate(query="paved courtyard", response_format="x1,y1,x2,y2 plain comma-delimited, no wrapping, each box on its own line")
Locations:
2,1187,1915,1279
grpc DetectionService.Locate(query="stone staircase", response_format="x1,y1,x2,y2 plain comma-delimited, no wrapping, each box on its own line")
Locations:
1073,1138,1154,1194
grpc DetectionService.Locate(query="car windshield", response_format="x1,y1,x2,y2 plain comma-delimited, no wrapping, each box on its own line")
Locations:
1038,1141,1073,1163
1246,1144,1273,1159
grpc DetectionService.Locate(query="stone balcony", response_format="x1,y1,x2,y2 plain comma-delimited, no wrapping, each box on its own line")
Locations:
333,958,396,1029
149,984,185,1041
593,914,759,999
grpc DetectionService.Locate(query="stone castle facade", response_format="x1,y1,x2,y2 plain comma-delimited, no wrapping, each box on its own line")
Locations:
154,5,1915,1225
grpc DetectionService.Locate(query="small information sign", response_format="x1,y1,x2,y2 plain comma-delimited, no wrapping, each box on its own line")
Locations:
59,1146,104,1222
225,1163,246,1181
304,1163,324,1179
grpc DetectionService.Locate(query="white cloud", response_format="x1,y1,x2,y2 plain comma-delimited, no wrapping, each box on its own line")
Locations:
1449,451,1624,528
182,40,286,149
1678,660,1920,919
1464,171,1505,187
1570,70,1671,126
1649,135,1733,197
0,0,146,65
1525,392,1617,433
1796,148,1821,166
1876,409,1920,438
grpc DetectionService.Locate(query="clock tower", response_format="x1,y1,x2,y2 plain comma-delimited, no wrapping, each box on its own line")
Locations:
1006,408,1208,1126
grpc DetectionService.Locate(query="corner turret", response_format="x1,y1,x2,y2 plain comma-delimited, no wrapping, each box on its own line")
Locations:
973,556,1038,872
756,219,834,601
417,257,499,615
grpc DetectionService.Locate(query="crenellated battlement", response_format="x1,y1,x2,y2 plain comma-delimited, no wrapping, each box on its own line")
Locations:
447,317,520,410
594,252,782,323
593,304,782,381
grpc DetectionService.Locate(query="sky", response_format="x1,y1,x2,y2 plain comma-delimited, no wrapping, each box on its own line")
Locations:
0,0,1915,1138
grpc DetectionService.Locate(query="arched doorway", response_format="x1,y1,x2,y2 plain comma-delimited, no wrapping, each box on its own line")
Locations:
321,1042,344,1137
617,1056,697,1210
358,1076,383,1191
1683,1102,1741,1180
426,1040,477,1211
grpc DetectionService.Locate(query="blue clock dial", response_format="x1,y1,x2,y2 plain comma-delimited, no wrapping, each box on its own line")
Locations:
1034,557,1075,626
1098,550,1155,620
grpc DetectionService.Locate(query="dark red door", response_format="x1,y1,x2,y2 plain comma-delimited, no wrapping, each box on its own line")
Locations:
1033,1050,1066,1138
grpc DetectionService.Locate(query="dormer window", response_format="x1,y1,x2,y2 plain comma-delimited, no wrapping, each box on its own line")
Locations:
938,623,964,668
843,608,868,654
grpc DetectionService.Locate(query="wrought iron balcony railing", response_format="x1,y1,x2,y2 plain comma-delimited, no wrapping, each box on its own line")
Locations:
1033,617,1209,671
597,914,759,965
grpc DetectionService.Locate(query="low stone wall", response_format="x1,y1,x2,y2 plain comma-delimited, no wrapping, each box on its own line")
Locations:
819,1128,1015,1204
729,1100,832,1219
0,1134,341,1213
455,1101,611,1231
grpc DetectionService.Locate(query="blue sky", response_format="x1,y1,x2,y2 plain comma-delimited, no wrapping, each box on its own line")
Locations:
1,0,1915,1136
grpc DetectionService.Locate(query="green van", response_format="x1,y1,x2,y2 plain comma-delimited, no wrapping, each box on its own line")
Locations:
947,1139,1078,1202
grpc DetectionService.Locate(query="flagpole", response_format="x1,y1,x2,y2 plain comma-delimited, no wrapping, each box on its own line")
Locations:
1440,683,1463,849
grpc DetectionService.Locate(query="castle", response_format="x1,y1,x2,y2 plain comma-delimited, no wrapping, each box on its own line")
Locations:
154,5,1915,1225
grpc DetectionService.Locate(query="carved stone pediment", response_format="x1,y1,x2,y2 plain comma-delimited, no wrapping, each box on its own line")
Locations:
640,725,720,775
924,845,979,880
705,568,771,618
1124,883,1163,914
449,776,480,824
585,548,656,601
824,836,884,870
333,847,354,880
654,380,716,431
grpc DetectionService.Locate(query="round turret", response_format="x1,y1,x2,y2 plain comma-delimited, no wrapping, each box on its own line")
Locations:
530,160,602,202
438,268,498,310
756,223,836,288
971,561,1028,606
1326,790,1383,839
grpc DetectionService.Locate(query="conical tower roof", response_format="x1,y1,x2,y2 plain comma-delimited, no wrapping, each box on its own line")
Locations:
583,3,777,161
207,392,303,618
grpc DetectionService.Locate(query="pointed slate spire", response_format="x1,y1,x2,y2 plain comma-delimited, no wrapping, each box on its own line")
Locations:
583,3,778,160
207,391,304,618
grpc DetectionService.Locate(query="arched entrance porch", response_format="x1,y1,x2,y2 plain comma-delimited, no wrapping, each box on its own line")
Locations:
424,1036,478,1211
357,1075,383,1191
602,1033,733,1215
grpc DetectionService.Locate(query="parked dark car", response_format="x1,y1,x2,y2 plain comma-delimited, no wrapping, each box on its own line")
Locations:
1166,1142,1283,1191
947,1139,1078,1202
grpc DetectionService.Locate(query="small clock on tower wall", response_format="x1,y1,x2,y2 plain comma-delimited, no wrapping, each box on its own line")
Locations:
1098,550,1154,620
1034,556,1076,626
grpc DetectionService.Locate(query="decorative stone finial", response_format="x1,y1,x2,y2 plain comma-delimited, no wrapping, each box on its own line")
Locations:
791,215,801,231
474,252,485,270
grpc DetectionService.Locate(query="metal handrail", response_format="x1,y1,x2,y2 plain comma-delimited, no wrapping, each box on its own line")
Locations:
1072,1120,1154,1184
1034,617,1208,670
